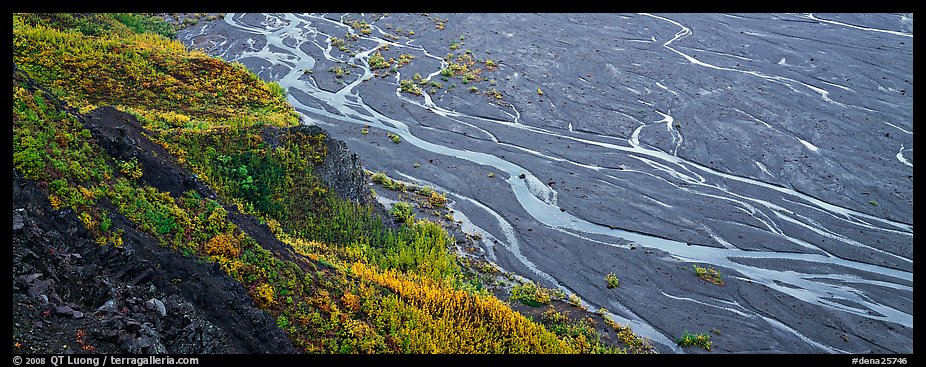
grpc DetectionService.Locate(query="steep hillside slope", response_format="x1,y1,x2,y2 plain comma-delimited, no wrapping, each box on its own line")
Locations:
13,13,648,354
12,66,297,354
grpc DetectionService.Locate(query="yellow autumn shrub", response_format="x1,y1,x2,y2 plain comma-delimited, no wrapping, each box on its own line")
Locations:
204,233,240,258
350,261,575,353
255,283,276,308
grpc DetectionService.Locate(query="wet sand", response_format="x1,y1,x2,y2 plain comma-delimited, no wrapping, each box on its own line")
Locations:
178,13,913,353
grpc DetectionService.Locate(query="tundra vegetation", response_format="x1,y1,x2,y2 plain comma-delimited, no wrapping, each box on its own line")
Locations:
13,12,648,353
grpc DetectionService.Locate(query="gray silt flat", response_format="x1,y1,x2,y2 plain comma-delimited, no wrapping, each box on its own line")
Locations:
177,12,913,353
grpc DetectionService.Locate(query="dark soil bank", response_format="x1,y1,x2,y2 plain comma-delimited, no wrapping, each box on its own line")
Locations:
12,169,296,354
178,13,913,353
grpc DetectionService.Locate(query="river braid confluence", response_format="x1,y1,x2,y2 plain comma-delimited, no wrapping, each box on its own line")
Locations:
178,13,912,353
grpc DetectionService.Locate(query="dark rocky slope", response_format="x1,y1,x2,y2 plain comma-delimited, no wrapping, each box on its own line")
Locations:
12,167,296,354
11,68,372,354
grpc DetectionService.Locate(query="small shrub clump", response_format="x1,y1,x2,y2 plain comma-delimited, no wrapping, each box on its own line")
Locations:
509,281,561,307
692,264,724,286
677,331,712,351
605,272,619,288
390,202,414,223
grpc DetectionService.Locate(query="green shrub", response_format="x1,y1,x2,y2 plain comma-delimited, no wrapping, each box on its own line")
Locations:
427,191,446,208
390,202,414,223
118,157,143,180
374,219,459,282
606,272,619,288
368,51,390,69
510,281,560,307
112,13,175,38
371,171,402,191
485,88,502,99
677,331,712,351
539,306,618,353
399,79,422,96
692,264,724,286
417,186,433,197
267,81,286,99
329,65,351,78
